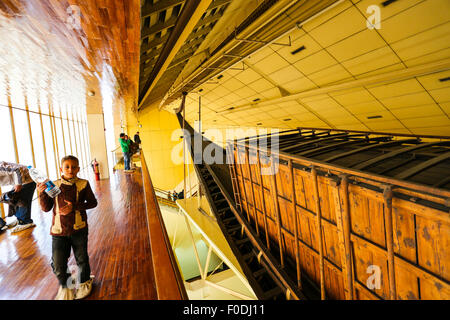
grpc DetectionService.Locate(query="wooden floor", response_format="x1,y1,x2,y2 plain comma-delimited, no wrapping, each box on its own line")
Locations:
0,169,157,300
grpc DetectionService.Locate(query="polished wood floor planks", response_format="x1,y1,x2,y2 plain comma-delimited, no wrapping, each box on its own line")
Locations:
0,170,157,300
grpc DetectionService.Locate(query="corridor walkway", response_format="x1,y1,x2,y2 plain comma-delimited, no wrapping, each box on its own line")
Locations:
0,170,157,300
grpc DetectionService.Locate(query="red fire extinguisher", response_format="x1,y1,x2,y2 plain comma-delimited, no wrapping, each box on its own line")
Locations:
91,159,100,181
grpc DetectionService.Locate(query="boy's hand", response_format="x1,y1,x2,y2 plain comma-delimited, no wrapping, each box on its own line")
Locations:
36,183,46,194
59,200,74,215
14,184,22,193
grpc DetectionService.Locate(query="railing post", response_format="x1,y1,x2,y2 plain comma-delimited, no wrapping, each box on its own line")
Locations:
270,154,284,268
245,145,259,235
383,184,397,300
256,148,270,251
333,174,354,300
237,144,251,222
288,159,302,289
311,166,326,300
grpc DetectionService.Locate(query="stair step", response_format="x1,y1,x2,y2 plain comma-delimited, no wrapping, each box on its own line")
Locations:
242,252,254,261
253,268,267,278
215,198,227,205
235,237,250,246
217,207,229,214
223,216,237,224
264,286,283,300
227,224,242,233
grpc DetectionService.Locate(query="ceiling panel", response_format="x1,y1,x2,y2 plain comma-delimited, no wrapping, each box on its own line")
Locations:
176,0,450,136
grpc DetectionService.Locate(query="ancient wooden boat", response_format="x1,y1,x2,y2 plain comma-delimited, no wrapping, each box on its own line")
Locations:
179,112,449,300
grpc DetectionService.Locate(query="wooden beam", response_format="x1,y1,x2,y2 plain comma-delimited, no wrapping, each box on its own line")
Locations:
323,138,417,162
394,152,450,180
141,0,185,18
281,133,351,153
352,141,450,170
297,136,389,157
141,15,179,39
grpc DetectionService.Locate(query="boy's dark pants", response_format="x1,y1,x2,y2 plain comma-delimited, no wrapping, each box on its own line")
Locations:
51,229,91,287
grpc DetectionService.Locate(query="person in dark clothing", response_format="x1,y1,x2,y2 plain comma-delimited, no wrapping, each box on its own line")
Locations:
119,133,133,172
134,132,141,146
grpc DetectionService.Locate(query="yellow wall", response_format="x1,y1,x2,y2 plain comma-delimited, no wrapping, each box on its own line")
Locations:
129,107,194,191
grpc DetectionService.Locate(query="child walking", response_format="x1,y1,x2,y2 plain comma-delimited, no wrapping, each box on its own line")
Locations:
37,155,97,300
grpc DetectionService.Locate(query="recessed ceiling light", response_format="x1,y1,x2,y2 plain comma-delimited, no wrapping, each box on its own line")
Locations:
283,118,291,121
381,0,398,7
291,45,305,55
253,98,260,102
256,123,262,126
199,88,203,92
367,115,383,119
217,75,224,79
439,77,450,82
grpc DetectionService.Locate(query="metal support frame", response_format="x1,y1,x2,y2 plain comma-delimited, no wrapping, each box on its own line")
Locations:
179,203,257,300
139,0,214,109
234,29,291,47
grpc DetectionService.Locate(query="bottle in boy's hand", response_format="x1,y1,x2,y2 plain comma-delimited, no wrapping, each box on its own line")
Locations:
28,166,61,198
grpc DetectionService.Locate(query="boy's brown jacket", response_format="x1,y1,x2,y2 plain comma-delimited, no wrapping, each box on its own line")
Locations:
39,177,97,236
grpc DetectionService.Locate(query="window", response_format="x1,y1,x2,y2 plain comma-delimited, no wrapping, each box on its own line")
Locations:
63,118,72,156
12,109,33,166
42,115,58,180
54,117,66,161
0,105,16,162
69,118,77,158
29,112,46,174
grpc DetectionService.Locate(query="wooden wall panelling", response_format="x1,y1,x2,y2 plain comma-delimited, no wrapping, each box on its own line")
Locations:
351,236,389,299
232,140,449,300
348,184,386,248
415,215,449,281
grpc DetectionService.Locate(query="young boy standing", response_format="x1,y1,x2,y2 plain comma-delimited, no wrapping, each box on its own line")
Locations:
37,155,97,300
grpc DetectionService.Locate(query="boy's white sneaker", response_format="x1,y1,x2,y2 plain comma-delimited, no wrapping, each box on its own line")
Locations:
74,275,94,300
10,223,35,234
6,218,18,229
55,286,74,300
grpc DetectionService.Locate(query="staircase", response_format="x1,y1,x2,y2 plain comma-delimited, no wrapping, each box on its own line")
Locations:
195,163,303,300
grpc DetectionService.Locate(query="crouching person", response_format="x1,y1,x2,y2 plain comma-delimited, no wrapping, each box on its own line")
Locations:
37,155,97,300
